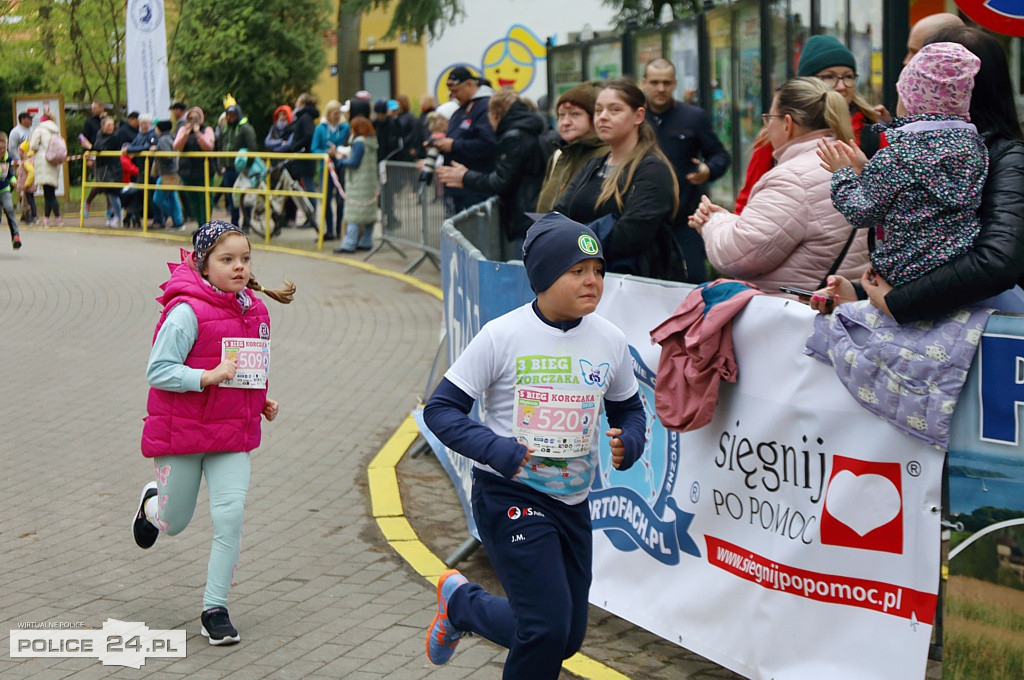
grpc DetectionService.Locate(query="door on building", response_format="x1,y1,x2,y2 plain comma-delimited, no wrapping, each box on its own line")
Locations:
361,50,396,101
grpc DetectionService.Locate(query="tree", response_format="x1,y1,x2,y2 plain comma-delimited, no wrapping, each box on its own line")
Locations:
332,0,462,103
604,0,705,29
340,0,462,42
2,0,129,107
169,0,331,137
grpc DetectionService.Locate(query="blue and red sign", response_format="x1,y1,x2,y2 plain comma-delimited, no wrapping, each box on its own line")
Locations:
957,0,1024,36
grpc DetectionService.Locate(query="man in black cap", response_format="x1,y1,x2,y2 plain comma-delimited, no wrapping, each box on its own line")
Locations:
432,66,497,216
215,104,257,230
169,101,187,134
119,111,141,146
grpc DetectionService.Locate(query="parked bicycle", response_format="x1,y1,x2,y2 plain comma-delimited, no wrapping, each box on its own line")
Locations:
234,156,316,238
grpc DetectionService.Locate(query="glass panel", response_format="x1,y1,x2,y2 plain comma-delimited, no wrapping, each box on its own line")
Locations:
818,0,848,41
789,0,812,78
849,0,883,105
635,32,664,81
550,46,584,97
587,40,622,81
707,7,734,205
769,0,789,90
735,0,762,189
668,21,700,105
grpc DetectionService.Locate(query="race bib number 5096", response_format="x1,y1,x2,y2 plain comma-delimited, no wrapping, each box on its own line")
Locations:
221,337,270,389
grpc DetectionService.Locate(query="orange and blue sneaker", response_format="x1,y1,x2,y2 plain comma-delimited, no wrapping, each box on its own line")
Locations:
426,569,468,665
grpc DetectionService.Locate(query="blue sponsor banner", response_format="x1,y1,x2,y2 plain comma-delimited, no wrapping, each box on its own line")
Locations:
946,313,1024,676
421,230,535,540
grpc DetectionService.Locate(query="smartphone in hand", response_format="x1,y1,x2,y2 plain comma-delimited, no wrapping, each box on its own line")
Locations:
778,285,817,298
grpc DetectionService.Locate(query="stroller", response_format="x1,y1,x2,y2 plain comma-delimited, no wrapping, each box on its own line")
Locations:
235,153,316,238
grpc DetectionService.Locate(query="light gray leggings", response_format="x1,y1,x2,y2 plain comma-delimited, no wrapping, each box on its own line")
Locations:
152,452,250,609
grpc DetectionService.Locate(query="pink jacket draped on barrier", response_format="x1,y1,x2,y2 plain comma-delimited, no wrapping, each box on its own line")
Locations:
650,279,763,432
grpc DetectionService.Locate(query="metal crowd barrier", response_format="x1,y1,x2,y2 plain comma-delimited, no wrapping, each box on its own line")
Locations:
446,196,502,263
365,161,445,274
79,149,330,247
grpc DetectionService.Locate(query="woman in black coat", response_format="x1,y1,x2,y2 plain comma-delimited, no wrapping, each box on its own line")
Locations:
93,116,125,227
437,88,546,260
553,78,686,281
814,27,1024,320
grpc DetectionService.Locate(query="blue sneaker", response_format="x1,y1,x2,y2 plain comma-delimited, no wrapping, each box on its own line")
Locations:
425,569,468,665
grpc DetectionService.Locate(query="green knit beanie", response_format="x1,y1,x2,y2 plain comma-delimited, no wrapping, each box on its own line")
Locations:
797,35,857,77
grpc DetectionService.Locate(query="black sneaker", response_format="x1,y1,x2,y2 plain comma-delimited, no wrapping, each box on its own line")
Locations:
201,607,240,645
132,482,159,549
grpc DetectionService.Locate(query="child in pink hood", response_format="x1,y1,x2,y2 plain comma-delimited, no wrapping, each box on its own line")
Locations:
132,221,294,645
818,41,987,289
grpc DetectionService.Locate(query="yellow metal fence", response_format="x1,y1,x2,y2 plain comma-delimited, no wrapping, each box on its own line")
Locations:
79,150,331,247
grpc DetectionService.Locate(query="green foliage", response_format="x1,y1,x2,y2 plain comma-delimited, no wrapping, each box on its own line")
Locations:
957,507,1024,534
3,0,129,107
170,0,331,138
603,0,705,29
339,0,462,42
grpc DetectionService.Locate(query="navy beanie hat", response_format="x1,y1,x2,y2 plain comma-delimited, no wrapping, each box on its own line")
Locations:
797,35,857,78
522,212,604,293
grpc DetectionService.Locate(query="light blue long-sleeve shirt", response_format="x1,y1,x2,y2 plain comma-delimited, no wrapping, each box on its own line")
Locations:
146,303,204,393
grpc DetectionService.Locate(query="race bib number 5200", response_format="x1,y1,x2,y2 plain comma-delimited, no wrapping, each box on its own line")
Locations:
512,386,601,458
221,337,270,389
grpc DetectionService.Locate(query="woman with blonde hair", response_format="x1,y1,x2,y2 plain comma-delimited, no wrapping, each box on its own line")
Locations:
689,77,869,293
735,35,883,214
554,77,686,280
312,99,350,240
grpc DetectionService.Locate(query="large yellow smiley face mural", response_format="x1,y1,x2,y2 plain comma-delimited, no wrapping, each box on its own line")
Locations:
483,24,546,92
434,24,548,102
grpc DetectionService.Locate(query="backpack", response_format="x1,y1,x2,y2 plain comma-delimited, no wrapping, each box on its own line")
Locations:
45,132,68,164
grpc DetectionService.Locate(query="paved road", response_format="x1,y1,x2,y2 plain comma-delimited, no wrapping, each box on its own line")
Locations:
0,223,752,679
0,227,476,678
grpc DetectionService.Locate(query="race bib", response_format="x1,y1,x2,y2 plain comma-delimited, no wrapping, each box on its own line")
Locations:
220,337,270,389
513,386,601,459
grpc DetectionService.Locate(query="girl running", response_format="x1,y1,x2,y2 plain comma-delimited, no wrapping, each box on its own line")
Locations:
132,220,294,644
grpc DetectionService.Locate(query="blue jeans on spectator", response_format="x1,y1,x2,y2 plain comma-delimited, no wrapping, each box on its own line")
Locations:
107,191,122,225
153,175,183,227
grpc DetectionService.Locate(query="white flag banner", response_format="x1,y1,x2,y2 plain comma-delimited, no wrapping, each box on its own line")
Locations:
589,279,942,680
125,0,170,116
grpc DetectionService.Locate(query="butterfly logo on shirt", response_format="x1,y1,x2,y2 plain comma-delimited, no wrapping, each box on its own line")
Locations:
580,360,609,387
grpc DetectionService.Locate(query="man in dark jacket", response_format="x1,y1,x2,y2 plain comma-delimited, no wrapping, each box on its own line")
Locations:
433,67,497,216
82,99,106,215
373,99,398,161
280,94,320,225
118,112,140,147
216,104,258,229
391,95,419,163
643,58,730,283
437,89,544,260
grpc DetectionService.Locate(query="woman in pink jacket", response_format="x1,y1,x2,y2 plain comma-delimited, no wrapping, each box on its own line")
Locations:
173,106,216,225
688,77,869,294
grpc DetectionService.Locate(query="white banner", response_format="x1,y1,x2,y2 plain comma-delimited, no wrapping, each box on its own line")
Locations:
589,278,942,680
125,0,170,117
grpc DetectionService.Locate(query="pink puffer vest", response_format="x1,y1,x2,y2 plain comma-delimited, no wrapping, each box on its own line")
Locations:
141,250,271,458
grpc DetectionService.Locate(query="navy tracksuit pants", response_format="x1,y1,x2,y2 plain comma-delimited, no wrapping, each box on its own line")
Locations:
448,469,592,679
